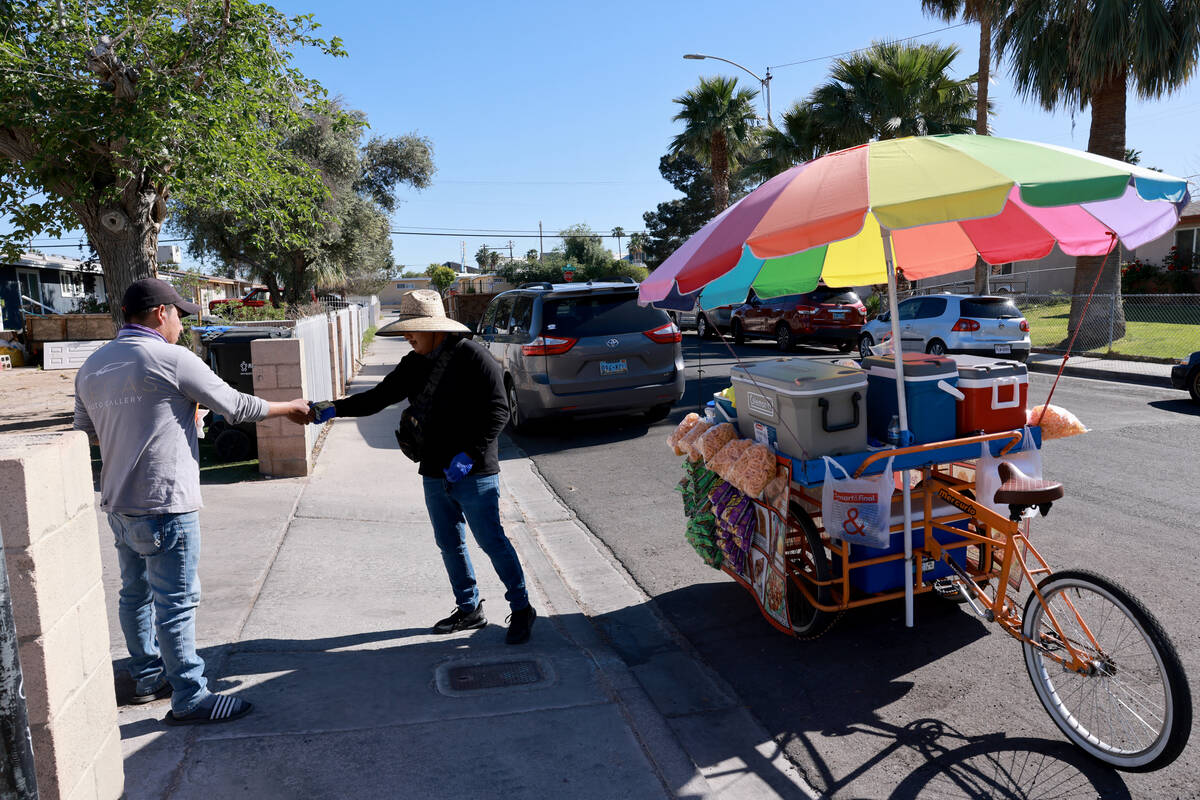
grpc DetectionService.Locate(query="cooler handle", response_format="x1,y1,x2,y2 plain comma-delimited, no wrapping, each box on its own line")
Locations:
991,376,1021,409
819,392,861,433
937,380,965,401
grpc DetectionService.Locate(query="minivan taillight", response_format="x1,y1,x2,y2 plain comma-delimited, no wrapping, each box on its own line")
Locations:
522,335,577,356
1019,319,1030,332
951,318,980,332
643,322,682,344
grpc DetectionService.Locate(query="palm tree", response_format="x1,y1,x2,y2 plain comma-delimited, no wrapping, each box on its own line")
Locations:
741,102,823,183
995,0,1200,345
611,226,625,260
670,75,760,213
628,232,646,263
807,41,979,152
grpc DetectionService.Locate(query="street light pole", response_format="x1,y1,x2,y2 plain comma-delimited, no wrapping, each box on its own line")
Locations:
683,53,773,127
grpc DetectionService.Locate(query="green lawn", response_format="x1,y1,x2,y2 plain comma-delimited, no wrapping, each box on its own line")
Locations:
1022,301,1200,360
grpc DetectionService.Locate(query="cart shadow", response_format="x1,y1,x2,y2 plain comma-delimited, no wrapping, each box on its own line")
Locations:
1148,398,1200,416
639,581,1134,799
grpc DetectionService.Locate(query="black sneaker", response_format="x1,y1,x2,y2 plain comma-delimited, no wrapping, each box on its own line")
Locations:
505,605,537,645
124,680,172,706
432,601,487,634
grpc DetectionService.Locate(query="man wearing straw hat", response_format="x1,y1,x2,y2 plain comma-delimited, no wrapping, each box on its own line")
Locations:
313,289,537,644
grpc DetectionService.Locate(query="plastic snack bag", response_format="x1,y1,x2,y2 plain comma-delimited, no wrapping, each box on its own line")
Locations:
1028,404,1088,440
821,457,894,549
668,412,701,455
710,439,752,479
680,421,713,461
729,443,776,496
698,423,737,463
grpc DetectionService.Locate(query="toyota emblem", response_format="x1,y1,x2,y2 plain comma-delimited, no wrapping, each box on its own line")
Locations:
998,322,1006,329
606,338,620,348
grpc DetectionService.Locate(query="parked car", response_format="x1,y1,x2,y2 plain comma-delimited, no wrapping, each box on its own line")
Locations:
477,282,685,429
858,294,1031,361
729,287,866,352
666,302,737,340
208,287,272,314
1171,352,1200,404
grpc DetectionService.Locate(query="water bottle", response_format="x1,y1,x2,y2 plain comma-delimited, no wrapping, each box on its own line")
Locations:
886,414,901,446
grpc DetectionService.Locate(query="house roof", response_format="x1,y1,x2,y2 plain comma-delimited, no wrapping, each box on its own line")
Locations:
1179,200,1200,226
11,252,97,273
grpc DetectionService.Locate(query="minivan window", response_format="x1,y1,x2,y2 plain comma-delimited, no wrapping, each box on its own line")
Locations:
542,294,669,337
961,298,1022,319
485,296,513,336
508,295,534,340
810,288,860,304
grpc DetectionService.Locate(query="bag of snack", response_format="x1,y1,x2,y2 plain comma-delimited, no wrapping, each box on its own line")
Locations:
698,423,737,463
667,412,701,456
679,421,713,461
709,439,752,480
729,443,777,496
1028,404,1088,440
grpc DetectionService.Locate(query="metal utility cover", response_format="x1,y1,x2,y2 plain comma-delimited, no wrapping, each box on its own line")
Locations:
441,660,545,693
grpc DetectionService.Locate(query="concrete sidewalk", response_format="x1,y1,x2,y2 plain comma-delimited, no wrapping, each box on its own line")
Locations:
1026,351,1176,387
98,331,814,799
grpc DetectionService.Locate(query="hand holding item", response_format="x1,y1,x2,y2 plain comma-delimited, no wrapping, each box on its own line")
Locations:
309,401,336,425
284,398,313,425
443,452,474,483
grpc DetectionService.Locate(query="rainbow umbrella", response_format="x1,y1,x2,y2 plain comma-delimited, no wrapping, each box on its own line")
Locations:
639,134,1190,625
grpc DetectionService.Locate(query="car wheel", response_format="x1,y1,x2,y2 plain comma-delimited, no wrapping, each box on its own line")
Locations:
731,319,745,346
1189,368,1200,404
858,334,874,359
776,323,794,352
696,314,711,340
644,403,672,423
506,380,528,432
1013,350,1030,363
926,338,947,356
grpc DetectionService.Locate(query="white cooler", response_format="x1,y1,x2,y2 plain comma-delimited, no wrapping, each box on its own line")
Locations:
730,359,868,458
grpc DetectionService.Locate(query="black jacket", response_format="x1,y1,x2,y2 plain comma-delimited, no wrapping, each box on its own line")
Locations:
332,337,509,478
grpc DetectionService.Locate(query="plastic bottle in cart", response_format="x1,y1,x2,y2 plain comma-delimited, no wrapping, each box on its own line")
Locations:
886,414,901,446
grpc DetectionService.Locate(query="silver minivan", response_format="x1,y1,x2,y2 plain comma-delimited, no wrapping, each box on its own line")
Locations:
477,282,685,429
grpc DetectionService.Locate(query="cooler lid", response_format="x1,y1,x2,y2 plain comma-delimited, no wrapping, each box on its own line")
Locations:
730,358,867,397
950,354,1028,380
862,353,957,381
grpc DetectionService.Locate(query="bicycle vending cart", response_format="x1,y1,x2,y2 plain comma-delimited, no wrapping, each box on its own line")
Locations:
672,389,1192,773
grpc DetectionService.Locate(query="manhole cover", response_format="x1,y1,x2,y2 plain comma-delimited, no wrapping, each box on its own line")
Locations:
445,660,544,691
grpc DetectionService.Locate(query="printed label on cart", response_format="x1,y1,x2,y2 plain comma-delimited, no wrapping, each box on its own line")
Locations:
753,421,777,449
746,391,776,419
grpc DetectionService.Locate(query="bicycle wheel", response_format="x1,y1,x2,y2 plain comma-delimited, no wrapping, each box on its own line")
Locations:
1022,569,1192,772
785,503,835,638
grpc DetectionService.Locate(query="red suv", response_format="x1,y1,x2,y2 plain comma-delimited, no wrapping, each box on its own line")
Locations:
208,287,271,314
730,287,866,352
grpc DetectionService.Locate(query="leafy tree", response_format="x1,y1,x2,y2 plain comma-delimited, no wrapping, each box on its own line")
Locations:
670,75,759,213
610,226,625,259
171,105,433,304
641,153,753,268
741,102,822,183
807,41,978,151
525,248,539,261
0,1,345,321
560,223,610,270
426,265,456,294
995,0,1200,344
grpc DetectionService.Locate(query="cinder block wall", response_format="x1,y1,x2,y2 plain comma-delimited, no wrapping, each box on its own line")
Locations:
0,432,124,800
252,337,312,478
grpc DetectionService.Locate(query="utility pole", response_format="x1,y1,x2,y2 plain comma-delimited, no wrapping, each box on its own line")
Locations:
507,240,514,261
0,523,39,799
538,221,544,263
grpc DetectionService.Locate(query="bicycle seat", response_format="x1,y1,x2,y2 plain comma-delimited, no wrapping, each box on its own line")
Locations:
993,461,1064,506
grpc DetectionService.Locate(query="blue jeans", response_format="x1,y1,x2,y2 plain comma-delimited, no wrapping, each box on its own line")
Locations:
108,511,209,715
422,474,529,613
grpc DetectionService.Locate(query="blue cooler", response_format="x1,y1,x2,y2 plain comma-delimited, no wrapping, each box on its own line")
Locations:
846,495,970,594
864,353,960,444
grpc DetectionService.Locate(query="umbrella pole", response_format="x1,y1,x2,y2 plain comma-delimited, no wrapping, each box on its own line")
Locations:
881,228,915,628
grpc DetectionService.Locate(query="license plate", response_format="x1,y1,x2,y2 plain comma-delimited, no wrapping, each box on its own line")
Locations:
994,344,1011,354
600,359,628,376
831,310,846,319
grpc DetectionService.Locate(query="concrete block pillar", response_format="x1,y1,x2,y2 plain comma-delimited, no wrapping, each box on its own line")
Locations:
252,338,313,478
0,432,124,800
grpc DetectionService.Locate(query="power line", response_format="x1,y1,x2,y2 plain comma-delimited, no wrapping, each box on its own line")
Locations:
771,22,971,69
389,230,645,239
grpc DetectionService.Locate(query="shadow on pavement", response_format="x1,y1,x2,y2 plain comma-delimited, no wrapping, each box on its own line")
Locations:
1148,398,1200,416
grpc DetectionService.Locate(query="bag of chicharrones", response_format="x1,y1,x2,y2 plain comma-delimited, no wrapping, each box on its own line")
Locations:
667,413,701,456
1028,404,1088,440
680,421,713,462
697,423,737,464
820,456,894,549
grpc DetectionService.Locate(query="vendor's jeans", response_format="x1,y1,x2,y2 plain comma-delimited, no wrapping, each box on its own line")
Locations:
108,511,210,715
423,474,529,613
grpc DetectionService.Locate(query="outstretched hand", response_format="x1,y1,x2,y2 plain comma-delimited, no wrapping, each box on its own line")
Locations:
283,398,312,425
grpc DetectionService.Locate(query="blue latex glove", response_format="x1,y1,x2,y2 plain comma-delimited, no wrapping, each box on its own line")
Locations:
309,401,336,424
443,452,474,483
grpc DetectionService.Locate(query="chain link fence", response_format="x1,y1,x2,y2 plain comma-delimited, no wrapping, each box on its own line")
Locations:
1013,293,1200,378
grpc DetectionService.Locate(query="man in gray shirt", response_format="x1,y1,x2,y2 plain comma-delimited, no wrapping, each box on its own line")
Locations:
75,278,309,725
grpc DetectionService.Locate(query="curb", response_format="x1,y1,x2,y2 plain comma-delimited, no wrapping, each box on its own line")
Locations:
1025,357,1173,389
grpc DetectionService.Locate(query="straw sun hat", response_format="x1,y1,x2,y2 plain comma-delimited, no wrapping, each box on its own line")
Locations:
377,289,471,336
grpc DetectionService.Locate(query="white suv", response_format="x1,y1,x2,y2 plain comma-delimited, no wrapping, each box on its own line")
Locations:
858,294,1031,361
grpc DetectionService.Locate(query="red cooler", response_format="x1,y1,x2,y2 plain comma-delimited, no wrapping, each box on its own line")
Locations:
953,355,1028,434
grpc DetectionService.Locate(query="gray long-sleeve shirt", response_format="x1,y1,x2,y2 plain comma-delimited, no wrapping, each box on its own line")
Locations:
74,328,270,514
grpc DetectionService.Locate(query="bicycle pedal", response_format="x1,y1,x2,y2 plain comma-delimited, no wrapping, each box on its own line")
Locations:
932,578,961,598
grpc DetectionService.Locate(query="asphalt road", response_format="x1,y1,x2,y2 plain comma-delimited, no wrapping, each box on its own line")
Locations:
506,332,1200,800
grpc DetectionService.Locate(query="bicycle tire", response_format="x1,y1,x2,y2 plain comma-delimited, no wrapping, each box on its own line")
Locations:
1022,569,1192,772
785,503,835,638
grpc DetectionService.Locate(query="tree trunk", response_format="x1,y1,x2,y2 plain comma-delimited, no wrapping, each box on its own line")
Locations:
1069,69,1128,349
711,131,730,213
972,15,991,296
77,205,161,325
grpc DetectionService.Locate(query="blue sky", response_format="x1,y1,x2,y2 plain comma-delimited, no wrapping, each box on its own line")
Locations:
17,1,1200,271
